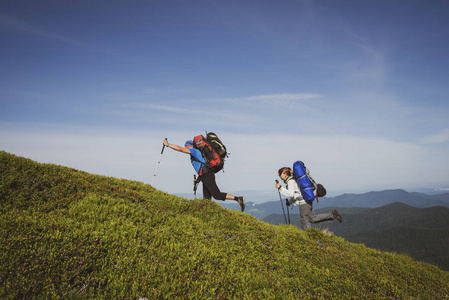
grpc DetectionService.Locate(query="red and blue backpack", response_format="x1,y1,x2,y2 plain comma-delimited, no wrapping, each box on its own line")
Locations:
193,132,227,175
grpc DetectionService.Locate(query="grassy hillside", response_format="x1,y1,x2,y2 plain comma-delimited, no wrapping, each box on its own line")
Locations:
1,151,449,299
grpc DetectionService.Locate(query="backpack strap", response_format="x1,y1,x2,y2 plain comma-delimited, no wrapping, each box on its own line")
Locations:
283,175,293,184
284,176,302,200
190,155,210,176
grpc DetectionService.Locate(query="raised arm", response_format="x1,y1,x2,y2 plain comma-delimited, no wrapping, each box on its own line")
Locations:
163,139,190,154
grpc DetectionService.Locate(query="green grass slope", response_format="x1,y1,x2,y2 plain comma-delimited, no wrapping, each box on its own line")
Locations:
1,151,448,299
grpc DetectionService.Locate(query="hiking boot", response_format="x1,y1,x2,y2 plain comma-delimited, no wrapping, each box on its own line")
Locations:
237,196,245,212
332,209,342,223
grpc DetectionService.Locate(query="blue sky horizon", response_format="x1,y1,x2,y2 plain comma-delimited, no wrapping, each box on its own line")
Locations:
1,0,448,203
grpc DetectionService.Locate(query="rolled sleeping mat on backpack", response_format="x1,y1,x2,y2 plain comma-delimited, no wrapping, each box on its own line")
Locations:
293,160,315,201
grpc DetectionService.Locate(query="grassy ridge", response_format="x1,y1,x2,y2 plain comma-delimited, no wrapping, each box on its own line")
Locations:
1,151,448,299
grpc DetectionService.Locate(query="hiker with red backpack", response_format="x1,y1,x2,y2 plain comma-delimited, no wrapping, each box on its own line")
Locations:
163,135,245,212
275,163,342,229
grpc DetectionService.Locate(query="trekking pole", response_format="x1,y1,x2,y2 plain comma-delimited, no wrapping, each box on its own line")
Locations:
193,175,198,198
276,180,288,224
152,138,167,186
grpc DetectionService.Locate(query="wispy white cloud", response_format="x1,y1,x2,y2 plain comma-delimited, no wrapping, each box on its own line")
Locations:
421,129,449,144
110,93,323,129
219,132,449,197
116,102,248,119
341,43,388,87
243,93,322,101
2,128,446,201
194,93,323,105
125,103,196,114
108,101,260,129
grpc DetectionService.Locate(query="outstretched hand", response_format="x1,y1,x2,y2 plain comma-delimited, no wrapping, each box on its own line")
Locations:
162,140,190,154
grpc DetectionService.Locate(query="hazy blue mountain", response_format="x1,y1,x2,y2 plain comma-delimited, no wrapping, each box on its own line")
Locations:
345,226,449,271
262,202,449,271
214,189,449,220
319,189,449,209
264,202,449,234
315,202,449,235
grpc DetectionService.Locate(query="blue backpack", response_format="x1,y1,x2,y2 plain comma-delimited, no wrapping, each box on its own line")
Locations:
292,161,326,201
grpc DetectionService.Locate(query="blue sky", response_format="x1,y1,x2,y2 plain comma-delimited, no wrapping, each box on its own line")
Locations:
1,0,448,202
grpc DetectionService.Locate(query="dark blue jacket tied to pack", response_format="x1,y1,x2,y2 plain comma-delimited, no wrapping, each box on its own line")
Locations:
292,160,326,202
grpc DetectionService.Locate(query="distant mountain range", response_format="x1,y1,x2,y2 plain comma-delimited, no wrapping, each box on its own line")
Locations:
216,189,449,220
315,189,449,208
262,202,449,271
215,189,449,271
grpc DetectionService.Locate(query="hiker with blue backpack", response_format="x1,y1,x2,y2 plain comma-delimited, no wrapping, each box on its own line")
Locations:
275,162,342,229
163,134,245,212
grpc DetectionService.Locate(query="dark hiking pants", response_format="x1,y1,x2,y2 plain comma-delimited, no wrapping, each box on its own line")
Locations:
200,172,227,201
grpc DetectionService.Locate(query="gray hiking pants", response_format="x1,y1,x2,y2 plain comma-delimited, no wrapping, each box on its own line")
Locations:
299,201,335,230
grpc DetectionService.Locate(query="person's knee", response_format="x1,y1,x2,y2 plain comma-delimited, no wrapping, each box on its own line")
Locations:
309,217,319,223
212,192,227,201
